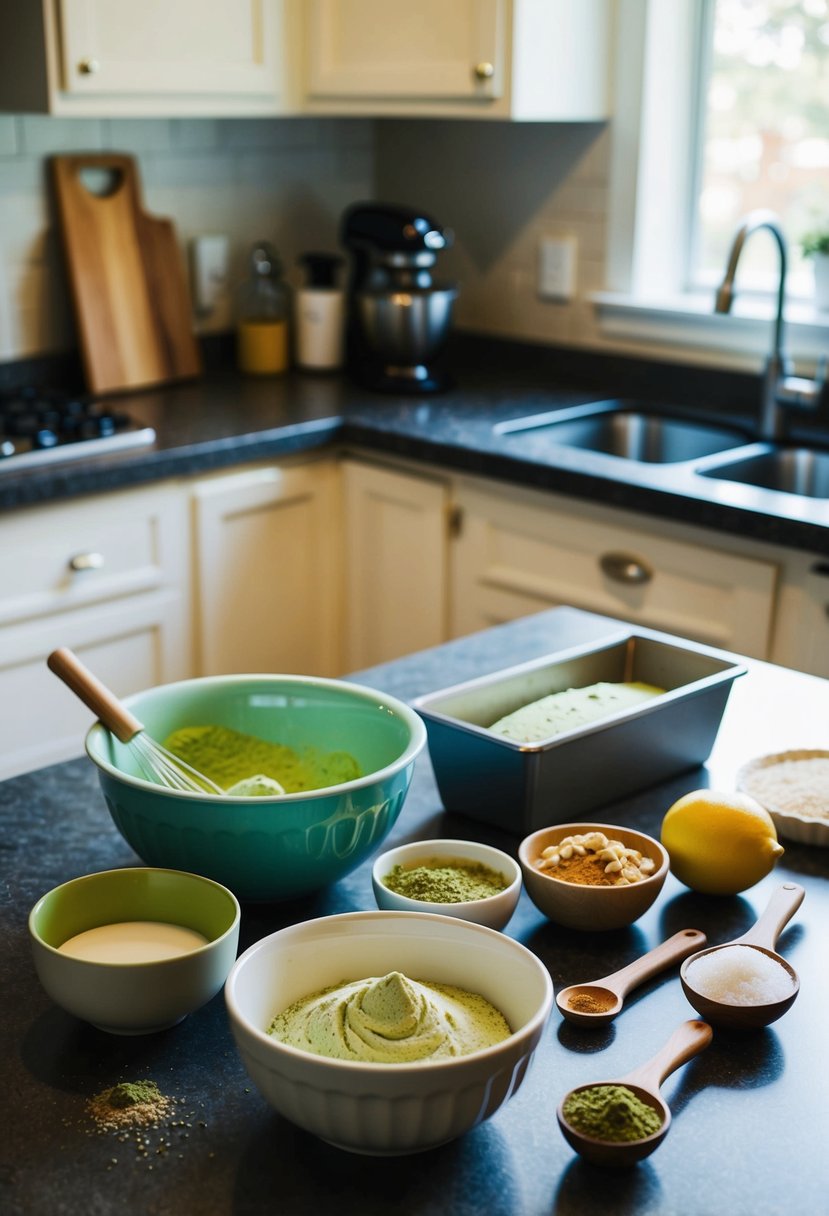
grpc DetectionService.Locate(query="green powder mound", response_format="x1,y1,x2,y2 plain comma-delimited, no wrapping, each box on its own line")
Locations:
562,1083,663,1143
163,724,361,793
383,860,508,904
489,681,665,743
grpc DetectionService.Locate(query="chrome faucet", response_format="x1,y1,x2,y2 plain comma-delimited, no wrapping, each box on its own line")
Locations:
714,209,826,440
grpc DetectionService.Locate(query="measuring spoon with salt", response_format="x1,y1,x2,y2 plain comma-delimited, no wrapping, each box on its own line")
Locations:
680,882,804,1030
557,928,707,1027
557,1018,713,1167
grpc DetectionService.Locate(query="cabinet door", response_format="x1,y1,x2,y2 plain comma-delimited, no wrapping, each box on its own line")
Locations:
341,460,449,670
450,482,778,658
192,461,340,677
0,593,189,781
306,0,503,102
0,479,192,780
58,0,284,98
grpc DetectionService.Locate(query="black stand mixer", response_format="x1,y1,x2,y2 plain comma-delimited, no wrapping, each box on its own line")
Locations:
340,202,458,393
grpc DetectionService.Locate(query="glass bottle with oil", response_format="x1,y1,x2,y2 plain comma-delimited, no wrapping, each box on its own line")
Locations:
237,241,291,375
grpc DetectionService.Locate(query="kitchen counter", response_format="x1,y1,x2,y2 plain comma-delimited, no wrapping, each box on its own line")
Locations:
3,335,829,554
2,605,828,1216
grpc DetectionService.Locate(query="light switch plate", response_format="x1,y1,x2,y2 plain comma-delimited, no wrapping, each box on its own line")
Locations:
538,235,577,301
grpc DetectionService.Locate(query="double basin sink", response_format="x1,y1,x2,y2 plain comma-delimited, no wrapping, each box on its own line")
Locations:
493,399,829,499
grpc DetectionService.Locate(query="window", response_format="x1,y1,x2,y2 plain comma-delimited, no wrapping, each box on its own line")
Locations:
600,0,828,363
692,0,829,298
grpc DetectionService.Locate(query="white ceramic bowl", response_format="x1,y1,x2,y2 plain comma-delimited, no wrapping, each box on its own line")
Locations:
225,910,553,1155
371,838,522,931
518,823,669,931
29,867,240,1034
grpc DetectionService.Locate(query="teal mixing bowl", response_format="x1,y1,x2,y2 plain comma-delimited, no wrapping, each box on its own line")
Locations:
85,674,427,902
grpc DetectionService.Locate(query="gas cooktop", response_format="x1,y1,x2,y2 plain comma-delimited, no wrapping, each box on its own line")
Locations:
0,385,156,473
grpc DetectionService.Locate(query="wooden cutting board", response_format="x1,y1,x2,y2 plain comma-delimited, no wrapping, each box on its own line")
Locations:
51,153,202,395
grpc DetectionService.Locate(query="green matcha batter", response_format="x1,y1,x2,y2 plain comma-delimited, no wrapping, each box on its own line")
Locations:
163,724,361,794
489,681,665,743
268,971,511,1062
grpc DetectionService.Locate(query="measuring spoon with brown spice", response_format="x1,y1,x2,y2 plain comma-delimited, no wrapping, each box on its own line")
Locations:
557,929,707,1027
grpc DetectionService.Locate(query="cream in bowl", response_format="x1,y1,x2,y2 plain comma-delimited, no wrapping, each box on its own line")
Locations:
29,867,240,1034
371,838,522,930
268,969,511,1062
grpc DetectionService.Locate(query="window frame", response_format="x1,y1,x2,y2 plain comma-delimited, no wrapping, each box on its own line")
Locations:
597,0,828,371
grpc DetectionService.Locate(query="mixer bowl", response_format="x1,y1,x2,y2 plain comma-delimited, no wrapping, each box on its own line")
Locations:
356,286,457,365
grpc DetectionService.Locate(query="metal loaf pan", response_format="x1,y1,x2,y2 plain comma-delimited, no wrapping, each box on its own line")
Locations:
413,629,746,835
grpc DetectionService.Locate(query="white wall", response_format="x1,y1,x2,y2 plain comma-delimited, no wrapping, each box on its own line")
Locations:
375,118,611,351
0,114,373,360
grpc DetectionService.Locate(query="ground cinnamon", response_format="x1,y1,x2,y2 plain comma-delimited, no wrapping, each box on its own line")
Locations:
549,853,616,886
566,989,616,1013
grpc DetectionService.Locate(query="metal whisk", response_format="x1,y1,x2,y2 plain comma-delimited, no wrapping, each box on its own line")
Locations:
47,647,225,795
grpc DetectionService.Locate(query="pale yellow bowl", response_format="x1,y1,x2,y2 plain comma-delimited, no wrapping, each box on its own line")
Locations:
518,822,668,931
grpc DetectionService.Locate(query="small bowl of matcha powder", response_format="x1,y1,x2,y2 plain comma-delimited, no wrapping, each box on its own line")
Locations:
372,838,522,930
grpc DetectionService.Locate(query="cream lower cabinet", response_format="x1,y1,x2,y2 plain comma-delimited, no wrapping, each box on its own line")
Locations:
340,458,449,670
0,482,191,780
449,477,779,658
191,459,341,677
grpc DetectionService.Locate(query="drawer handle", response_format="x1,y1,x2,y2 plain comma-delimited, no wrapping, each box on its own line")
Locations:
599,551,653,585
77,57,100,75
69,551,104,573
473,61,495,80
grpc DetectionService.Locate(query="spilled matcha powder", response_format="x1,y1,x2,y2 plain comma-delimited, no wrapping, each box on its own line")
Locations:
163,724,361,794
268,971,511,1062
88,1081,171,1131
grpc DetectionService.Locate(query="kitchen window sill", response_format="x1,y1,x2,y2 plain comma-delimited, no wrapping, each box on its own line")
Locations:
591,290,829,372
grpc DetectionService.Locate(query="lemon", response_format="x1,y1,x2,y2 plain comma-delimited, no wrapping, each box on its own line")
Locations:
660,789,784,895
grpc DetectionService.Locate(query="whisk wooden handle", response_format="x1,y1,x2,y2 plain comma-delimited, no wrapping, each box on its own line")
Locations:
47,647,143,743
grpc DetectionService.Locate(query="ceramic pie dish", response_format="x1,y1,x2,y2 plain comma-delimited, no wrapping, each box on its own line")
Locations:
737,749,829,846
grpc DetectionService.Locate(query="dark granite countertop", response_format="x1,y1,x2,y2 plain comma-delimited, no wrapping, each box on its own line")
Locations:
3,336,829,554
2,605,828,1216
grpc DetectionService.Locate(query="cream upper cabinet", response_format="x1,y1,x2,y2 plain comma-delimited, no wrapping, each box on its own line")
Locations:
191,459,341,678
303,0,611,120
0,0,296,116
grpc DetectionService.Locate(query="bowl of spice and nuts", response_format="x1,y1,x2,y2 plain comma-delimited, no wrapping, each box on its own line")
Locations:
371,838,522,930
518,823,669,931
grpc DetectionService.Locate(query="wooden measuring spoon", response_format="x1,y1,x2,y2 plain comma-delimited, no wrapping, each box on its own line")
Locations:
680,882,804,1030
557,1018,713,1167
557,928,707,1027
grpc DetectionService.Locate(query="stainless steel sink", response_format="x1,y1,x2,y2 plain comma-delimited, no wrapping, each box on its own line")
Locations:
698,446,829,498
494,401,751,464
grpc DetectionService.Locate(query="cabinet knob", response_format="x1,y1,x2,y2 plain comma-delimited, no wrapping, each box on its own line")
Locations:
599,551,653,585
473,61,495,81
68,551,104,573
77,58,100,75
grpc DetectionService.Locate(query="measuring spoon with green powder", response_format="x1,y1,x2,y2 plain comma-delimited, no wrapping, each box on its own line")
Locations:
557,1018,713,1167
556,929,707,1027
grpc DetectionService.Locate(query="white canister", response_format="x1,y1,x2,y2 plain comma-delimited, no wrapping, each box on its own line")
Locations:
295,253,345,371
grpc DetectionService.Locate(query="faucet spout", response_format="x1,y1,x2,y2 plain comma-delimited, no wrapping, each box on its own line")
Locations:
714,210,825,441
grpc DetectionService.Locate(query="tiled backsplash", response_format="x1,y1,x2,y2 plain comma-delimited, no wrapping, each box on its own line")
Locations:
377,119,611,352
0,115,374,361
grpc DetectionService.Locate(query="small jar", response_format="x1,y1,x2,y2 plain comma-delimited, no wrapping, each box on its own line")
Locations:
236,242,291,375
